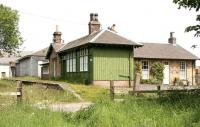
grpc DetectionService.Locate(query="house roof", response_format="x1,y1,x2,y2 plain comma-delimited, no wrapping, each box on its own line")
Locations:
46,43,65,59
0,51,33,65
0,51,33,58
134,43,199,60
59,30,142,52
0,57,17,65
17,47,48,61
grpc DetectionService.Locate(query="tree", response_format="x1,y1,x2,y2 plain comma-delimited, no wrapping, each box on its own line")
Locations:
0,4,22,54
173,0,200,37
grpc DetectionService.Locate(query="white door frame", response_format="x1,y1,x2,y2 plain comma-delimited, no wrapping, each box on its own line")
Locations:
163,62,169,85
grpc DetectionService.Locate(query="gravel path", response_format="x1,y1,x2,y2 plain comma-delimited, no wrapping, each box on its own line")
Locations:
48,102,93,112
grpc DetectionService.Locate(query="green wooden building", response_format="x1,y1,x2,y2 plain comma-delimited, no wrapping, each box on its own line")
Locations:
58,13,142,86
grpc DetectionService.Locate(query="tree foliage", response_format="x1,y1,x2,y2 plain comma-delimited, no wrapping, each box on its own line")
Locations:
173,0,200,37
150,62,164,83
0,4,22,54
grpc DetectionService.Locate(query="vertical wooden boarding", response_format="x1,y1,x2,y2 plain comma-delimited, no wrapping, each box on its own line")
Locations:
16,81,22,102
110,80,114,100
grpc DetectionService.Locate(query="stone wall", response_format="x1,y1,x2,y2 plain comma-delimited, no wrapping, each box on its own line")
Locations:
135,59,196,85
49,50,61,78
93,80,134,88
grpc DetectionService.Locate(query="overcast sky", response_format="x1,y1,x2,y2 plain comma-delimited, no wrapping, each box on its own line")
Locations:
1,0,200,61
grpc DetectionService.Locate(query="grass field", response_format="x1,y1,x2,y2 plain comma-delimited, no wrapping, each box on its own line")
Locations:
9,77,109,101
1,92,200,127
1,79,200,127
0,80,77,105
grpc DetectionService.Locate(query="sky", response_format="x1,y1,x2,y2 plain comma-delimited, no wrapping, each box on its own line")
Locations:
1,0,200,62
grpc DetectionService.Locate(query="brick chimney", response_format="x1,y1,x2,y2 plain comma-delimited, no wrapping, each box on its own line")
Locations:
53,25,62,44
88,13,101,34
168,32,176,46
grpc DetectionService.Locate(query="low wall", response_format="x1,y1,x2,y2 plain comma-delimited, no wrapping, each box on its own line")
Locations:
5,79,64,90
93,80,134,88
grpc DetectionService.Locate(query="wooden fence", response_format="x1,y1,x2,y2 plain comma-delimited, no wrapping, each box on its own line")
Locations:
110,80,200,100
0,81,22,102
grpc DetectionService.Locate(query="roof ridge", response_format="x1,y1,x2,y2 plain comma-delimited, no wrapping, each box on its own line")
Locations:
89,29,105,42
107,30,143,46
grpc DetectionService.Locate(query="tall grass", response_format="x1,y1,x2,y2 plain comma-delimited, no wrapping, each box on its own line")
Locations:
0,104,68,127
65,92,200,127
0,80,78,105
1,92,200,127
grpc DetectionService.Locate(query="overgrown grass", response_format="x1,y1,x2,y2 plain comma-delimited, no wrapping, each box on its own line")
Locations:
69,84,108,101
0,80,77,105
10,77,109,101
65,92,200,127
0,104,68,127
1,92,200,127
23,85,78,104
0,80,16,92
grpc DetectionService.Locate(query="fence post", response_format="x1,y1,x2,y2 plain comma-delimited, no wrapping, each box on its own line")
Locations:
157,85,161,97
133,73,140,92
110,80,114,100
16,81,22,102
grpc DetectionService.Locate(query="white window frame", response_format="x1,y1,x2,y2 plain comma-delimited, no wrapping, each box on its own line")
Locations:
66,52,76,73
179,61,186,80
72,58,76,72
80,48,88,72
141,61,149,79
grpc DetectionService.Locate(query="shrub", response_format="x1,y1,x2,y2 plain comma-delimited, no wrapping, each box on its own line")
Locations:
150,62,164,83
140,78,160,84
134,61,141,74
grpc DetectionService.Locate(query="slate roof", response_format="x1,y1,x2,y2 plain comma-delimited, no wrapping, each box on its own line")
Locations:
59,30,142,52
0,51,33,65
17,47,48,61
0,57,18,65
31,47,48,56
134,43,199,60
0,51,33,58
46,43,65,59
53,43,65,52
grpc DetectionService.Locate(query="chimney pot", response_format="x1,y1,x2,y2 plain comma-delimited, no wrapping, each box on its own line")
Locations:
170,32,174,38
53,25,62,44
90,13,94,21
168,32,176,46
56,25,59,32
94,13,98,21
88,13,101,34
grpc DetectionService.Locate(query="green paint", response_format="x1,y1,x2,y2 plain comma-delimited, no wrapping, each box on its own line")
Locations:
61,49,90,84
60,45,134,84
92,46,134,81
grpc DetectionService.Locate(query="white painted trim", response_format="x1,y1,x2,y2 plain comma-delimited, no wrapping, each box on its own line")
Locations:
58,44,66,52
88,30,105,42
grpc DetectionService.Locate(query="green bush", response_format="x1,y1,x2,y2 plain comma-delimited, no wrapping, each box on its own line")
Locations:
141,78,160,84
150,62,164,83
134,61,141,74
